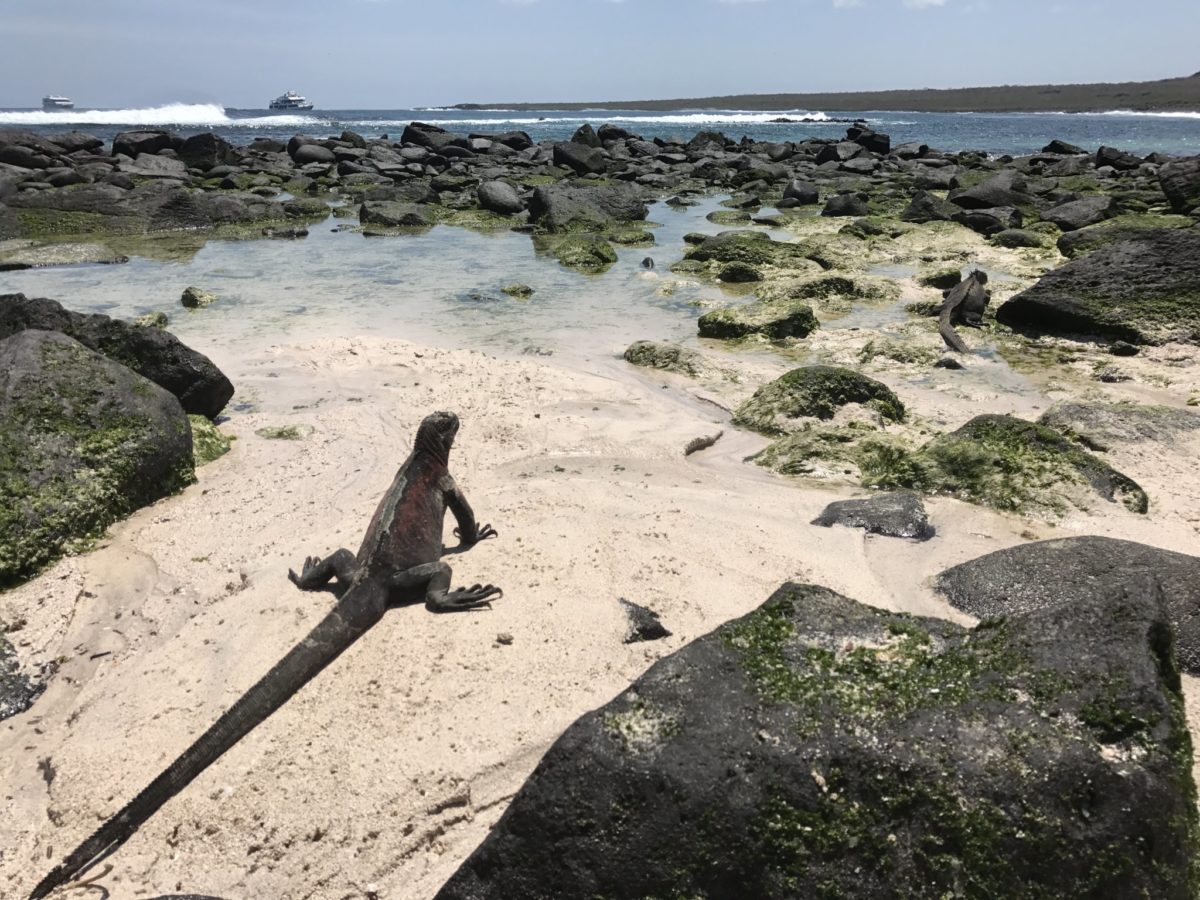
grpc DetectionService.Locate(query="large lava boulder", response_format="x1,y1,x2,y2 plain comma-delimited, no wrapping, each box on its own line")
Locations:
0,330,195,586
0,294,234,418
996,229,1200,345
436,581,1199,900
1159,155,1200,214
526,182,648,232
936,536,1200,674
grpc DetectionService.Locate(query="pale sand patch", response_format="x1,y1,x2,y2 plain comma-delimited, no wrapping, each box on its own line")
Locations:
1,333,1197,899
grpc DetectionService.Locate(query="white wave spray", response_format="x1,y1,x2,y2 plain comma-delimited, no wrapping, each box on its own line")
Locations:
0,102,327,128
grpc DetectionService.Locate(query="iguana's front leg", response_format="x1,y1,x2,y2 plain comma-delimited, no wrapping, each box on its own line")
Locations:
389,561,502,612
289,548,356,590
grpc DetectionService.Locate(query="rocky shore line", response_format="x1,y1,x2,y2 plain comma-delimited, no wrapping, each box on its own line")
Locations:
2,116,1200,897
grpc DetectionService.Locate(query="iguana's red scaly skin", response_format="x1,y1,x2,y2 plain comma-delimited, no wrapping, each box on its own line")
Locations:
30,411,499,899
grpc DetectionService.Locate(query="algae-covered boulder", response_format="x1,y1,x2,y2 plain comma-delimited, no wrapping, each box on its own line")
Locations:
997,229,1200,344
1158,155,1200,214
1055,213,1194,259
698,298,817,341
936,536,1200,674
0,294,234,418
437,581,1199,900
526,182,647,232
547,236,617,273
623,341,710,377
0,330,195,586
684,230,812,270
358,201,435,228
180,286,217,309
865,414,1148,516
734,366,904,434
1037,402,1200,451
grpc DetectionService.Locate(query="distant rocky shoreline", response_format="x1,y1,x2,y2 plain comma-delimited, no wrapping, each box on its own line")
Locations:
454,72,1200,113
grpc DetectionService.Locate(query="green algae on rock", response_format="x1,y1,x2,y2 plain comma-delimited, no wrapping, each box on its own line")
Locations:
862,413,1149,515
188,415,231,465
435,581,1199,900
0,331,195,587
622,340,711,378
255,424,314,441
734,366,905,435
534,235,618,273
698,297,818,341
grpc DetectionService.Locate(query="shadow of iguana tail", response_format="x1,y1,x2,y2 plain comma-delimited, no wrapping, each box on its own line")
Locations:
29,585,387,900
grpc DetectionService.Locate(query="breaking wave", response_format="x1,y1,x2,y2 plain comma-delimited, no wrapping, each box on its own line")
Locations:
1095,109,1200,119
0,103,326,129
348,110,838,128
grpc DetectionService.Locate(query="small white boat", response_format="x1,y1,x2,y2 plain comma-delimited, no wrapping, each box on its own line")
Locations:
42,95,74,111
269,91,314,110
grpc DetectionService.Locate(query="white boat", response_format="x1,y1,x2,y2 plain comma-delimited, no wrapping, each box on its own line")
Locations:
42,95,74,110
269,91,314,110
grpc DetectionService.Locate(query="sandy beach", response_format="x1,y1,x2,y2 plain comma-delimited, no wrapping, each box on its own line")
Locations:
2,309,1198,898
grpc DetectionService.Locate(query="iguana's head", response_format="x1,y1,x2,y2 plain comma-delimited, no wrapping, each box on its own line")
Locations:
416,410,460,459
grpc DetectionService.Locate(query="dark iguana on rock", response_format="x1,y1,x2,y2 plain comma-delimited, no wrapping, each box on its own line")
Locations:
30,411,500,899
938,269,990,353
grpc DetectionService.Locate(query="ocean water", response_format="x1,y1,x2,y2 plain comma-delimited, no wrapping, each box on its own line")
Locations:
1,103,1198,156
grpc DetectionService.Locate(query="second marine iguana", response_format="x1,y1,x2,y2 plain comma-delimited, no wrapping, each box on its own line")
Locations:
30,410,500,899
937,269,990,353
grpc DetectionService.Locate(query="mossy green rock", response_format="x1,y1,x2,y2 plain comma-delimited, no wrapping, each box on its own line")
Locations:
698,299,818,342
436,582,1199,900
549,236,617,273
1055,213,1194,259
734,366,904,434
501,283,534,299
623,341,709,377
180,286,217,309
863,413,1148,516
997,229,1200,345
686,230,812,269
188,414,231,465
0,331,195,587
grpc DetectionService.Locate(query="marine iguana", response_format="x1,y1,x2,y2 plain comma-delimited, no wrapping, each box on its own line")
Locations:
30,410,500,899
938,269,990,353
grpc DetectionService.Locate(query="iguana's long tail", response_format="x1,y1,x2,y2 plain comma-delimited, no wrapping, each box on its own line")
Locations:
29,586,386,899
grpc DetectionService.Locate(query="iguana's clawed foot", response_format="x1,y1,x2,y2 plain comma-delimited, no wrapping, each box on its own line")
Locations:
435,583,503,612
455,523,498,543
287,555,321,586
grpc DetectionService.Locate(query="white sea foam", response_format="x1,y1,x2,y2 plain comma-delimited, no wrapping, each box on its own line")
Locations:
352,111,838,128
1095,109,1200,119
0,103,327,128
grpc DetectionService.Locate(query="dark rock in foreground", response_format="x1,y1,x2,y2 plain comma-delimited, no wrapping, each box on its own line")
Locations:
0,294,234,419
526,182,647,232
1159,155,1200,214
437,581,1199,900
936,536,1200,673
996,229,1200,345
619,598,671,643
812,490,933,540
1,633,44,721
0,331,195,586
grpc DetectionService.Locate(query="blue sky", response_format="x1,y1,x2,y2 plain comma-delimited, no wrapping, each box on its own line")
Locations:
2,0,1196,108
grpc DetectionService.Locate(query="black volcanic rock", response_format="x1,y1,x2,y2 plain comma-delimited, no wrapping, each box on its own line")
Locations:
436,581,1199,900
812,491,933,540
0,293,234,418
936,536,1200,673
996,228,1200,344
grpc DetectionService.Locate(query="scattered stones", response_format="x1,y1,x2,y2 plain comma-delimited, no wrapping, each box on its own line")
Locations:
811,490,933,540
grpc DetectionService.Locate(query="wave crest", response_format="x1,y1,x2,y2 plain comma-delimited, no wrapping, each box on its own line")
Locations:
0,103,327,128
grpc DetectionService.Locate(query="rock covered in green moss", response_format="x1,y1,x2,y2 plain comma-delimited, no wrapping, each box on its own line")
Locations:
997,229,1200,344
622,341,710,377
683,229,812,270
188,414,231,465
0,294,234,418
180,286,218,309
1055,213,1194,259
501,283,534,299
436,581,1199,900
698,297,817,341
734,366,904,435
547,235,617,272
863,413,1148,516
0,330,195,586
